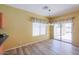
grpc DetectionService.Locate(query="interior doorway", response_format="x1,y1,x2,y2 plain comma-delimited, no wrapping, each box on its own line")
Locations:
54,21,72,43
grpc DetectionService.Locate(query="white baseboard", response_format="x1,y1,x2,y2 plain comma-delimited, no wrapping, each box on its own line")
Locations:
4,39,48,52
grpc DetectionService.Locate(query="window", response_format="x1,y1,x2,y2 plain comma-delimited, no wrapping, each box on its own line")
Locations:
32,19,47,36
40,23,47,35
33,22,40,36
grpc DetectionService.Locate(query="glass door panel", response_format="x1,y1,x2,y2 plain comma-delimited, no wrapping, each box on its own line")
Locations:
54,23,61,40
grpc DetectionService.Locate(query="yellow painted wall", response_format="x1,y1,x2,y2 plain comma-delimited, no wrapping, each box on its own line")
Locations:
0,5,50,51
52,11,79,47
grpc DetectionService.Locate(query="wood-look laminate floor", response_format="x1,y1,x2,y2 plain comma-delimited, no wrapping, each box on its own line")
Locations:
4,39,79,55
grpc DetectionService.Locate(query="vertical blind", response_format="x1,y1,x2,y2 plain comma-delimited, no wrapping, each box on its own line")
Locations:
32,18,48,36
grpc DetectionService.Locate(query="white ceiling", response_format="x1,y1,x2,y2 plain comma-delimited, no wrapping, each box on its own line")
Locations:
8,4,79,16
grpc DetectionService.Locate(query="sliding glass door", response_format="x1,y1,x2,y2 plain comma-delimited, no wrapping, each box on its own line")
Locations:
61,22,72,43
54,21,72,43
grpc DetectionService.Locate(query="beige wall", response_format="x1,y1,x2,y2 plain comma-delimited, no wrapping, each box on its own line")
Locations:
73,16,79,47
0,5,50,51
52,11,79,47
